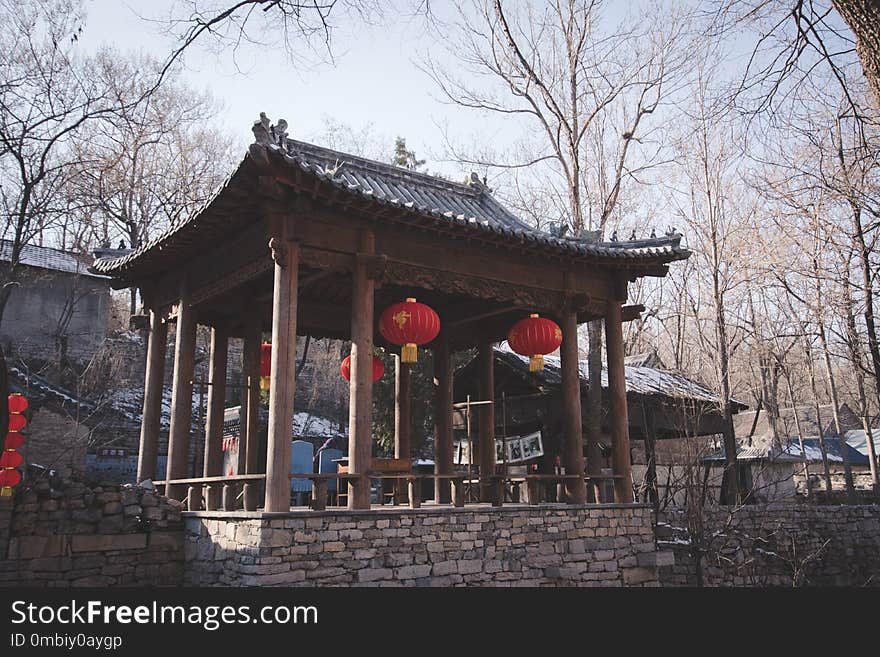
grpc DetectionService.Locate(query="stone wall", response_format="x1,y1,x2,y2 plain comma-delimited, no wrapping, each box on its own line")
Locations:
184,504,663,587
656,504,880,586
0,481,184,587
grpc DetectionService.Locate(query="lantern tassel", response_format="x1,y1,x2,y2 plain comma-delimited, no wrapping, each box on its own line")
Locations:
401,343,418,363
260,376,271,391
529,355,544,372
0,487,10,497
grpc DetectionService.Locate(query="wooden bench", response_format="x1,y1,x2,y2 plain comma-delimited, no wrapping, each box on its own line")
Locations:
523,474,584,505
289,473,363,510
371,474,466,509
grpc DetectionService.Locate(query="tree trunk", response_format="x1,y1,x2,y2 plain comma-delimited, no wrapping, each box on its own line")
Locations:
806,341,834,492
831,0,880,106
784,372,811,498
821,310,856,501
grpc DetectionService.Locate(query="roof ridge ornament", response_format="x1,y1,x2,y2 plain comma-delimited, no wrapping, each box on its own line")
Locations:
252,112,290,152
465,171,490,193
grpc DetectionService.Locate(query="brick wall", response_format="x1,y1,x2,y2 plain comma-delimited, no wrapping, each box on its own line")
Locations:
0,481,184,587
184,505,661,587
656,504,880,586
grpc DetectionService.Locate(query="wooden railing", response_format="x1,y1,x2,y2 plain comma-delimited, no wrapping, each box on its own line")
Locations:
157,472,630,512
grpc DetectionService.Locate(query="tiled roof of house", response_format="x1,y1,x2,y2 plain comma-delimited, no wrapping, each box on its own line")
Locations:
0,240,107,279
702,437,867,465
491,346,746,409
92,114,690,278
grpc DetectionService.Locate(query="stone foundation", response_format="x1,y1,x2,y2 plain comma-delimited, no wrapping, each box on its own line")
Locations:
656,504,880,586
184,504,660,587
0,481,184,587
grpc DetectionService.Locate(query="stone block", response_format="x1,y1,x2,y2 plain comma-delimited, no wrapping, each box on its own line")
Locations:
432,560,458,576
358,568,394,583
149,532,184,551
457,560,483,575
396,564,432,580
622,567,656,586
70,534,146,553
9,535,67,559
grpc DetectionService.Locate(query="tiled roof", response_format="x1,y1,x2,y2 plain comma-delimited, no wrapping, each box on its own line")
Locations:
92,115,691,277
702,437,867,465
0,240,107,279
493,346,746,409
732,403,862,441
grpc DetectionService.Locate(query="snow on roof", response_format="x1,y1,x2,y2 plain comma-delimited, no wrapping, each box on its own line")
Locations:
844,429,880,458
294,411,346,437
495,344,746,408
0,240,108,279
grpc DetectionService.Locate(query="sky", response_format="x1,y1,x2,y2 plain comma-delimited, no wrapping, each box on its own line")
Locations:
79,0,486,179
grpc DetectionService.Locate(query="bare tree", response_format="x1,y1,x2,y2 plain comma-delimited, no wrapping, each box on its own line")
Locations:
65,53,237,314
420,0,687,496
0,0,127,437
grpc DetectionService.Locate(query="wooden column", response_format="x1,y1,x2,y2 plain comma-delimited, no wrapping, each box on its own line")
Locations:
136,310,167,483
605,301,633,503
242,318,262,510
394,355,412,460
264,229,299,513
560,309,587,504
166,283,197,501
394,355,412,503
348,231,376,510
643,402,659,508
434,336,454,504
203,326,228,510
478,341,496,502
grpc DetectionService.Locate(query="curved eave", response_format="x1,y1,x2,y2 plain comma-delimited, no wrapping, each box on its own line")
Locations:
93,144,691,282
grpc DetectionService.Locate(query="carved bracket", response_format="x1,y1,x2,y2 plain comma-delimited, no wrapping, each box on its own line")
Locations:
357,253,388,281
268,237,287,268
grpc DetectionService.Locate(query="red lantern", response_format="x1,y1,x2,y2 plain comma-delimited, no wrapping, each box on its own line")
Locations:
0,468,21,488
379,298,440,363
507,313,563,372
8,414,26,432
4,432,23,449
7,394,27,413
0,451,22,468
260,342,272,391
340,355,385,383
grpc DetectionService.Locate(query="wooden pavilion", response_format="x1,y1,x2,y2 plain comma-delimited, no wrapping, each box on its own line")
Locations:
92,114,690,512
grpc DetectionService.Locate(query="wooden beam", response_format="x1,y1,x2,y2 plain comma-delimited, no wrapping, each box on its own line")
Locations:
203,326,228,510
166,280,197,501
136,310,167,483
445,305,519,329
348,231,376,509
622,304,646,323
605,301,633,503
264,225,299,512
560,309,587,504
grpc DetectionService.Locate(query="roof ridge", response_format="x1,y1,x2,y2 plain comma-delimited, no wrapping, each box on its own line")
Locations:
0,238,89,259
286,138,482,196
